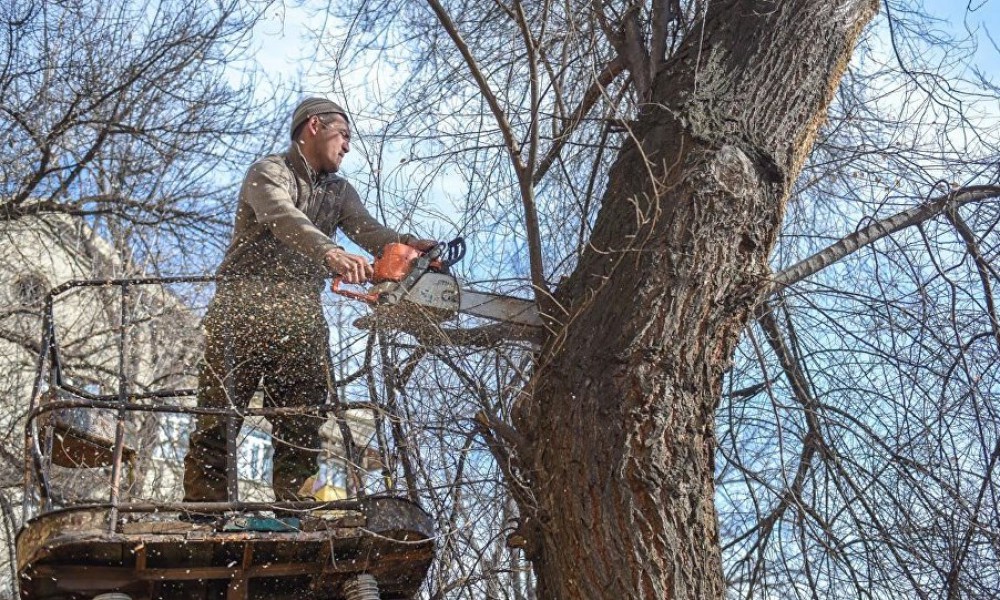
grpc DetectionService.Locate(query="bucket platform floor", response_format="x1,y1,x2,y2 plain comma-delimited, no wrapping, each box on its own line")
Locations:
16,496,434,600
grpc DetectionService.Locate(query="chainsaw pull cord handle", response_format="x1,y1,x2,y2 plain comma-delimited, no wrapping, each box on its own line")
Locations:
331,277,380,305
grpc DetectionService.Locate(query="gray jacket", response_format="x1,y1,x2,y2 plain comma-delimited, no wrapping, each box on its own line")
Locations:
217,143,414,290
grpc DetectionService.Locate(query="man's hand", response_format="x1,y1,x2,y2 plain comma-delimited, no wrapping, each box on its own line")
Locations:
409,239,439,252
324,248,373,284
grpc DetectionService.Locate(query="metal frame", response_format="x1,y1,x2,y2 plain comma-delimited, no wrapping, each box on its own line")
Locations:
22,275,416,527
13,276,435,600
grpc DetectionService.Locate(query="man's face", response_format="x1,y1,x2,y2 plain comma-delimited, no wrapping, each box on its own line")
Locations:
311,113,351,173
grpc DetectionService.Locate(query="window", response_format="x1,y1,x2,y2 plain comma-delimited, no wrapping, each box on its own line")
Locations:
152,413,192,462
363,467,385,494
238,427,273,482
317,459,349,490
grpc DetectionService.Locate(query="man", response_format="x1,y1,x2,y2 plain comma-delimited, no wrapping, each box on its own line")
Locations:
182,98,434,504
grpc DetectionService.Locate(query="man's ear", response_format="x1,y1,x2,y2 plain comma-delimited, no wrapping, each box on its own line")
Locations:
301,115,318,139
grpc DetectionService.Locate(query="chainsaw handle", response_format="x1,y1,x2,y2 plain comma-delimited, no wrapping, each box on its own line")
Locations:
331,277,380,305
440,237,466,268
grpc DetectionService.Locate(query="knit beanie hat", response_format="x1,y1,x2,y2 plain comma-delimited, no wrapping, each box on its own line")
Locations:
290,98,349,139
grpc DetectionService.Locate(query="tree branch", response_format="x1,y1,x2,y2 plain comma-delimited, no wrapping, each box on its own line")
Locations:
620,3,651,99
771,185,1000,290
532,57,625,186
592,0,650,99
649,0,673,77
354,316,543,347
423,0,548,297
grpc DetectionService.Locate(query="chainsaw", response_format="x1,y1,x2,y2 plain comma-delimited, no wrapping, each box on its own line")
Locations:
331,237,543,333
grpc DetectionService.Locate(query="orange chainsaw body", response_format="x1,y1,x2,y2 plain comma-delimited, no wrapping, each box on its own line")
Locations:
332,243,446,305
373,243,442,283
331,237,543,337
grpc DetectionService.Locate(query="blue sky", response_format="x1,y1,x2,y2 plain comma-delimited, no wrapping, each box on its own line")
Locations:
246,1,999,83
924,0,999,69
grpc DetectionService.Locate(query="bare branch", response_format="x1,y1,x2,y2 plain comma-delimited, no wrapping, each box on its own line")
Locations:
772,185,1000,290
423,0,548,297
532,57,626,186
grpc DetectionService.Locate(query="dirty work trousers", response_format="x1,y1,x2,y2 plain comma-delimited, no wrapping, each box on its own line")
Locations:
183,280,329,502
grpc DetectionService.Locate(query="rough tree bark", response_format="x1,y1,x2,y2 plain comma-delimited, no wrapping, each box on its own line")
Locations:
512,1,880,598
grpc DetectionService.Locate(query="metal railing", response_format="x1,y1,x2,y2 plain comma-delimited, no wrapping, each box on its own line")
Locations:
22,275,414,532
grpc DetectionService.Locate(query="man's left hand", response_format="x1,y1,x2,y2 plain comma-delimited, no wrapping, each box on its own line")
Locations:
409,239,438,252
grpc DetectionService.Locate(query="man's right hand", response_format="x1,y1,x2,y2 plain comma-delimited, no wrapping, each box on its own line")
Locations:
324,248,373,284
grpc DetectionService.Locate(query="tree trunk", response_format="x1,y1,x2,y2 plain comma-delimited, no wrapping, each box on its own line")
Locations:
514,1,879,598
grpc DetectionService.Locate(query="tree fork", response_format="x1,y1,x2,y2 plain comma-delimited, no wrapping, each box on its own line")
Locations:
513,1,879,598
